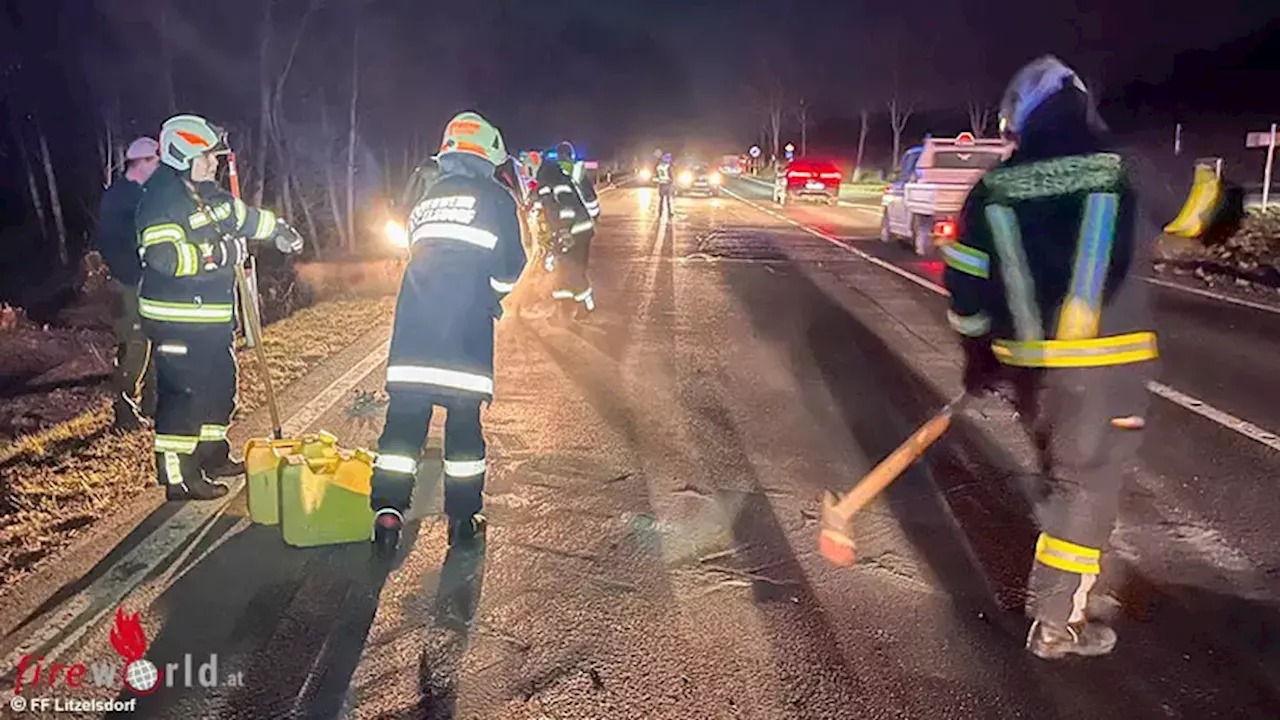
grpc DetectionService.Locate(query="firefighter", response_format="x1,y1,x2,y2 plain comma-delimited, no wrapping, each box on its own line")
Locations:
94,137,162,431
138,114,304,501
654,152,674,217
370,111,526,557
943,56,1158,659
534,141,600,322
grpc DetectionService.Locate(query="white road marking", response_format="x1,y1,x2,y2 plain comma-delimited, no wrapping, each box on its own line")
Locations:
1146,381,1280,452
724,188,948,296
725,187,1280,456
1143,275,1280,315
1,338,393,669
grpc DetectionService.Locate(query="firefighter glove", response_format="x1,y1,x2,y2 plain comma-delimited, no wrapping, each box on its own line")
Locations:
219,236,249,268
274,221,305,254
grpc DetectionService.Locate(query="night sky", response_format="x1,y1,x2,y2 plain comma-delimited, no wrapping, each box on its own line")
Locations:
0,0,1276,285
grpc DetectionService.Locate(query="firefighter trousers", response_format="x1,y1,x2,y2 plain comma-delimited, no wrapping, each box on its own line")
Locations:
1012,362,1152,625
657,185,673,216
551,233,594,314
150,330,238,485
110,280,156,417
371,390,486,519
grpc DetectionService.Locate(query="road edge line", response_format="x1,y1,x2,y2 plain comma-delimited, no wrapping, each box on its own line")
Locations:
0,337,392,670
1143,275,1280,315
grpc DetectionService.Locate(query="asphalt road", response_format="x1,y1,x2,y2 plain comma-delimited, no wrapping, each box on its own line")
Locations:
7,181,1279,719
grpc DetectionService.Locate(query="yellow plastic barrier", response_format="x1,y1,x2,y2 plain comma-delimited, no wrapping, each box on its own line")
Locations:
243,432,377,548
1164,165,1223,238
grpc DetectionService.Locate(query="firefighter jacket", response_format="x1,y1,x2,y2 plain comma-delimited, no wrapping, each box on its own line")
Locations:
534,161,596,242
135,165,284,335
944,150,1158,369
386,153,527,401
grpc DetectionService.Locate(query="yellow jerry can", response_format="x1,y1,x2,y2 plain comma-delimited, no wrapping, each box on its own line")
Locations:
244,437,304,526
278,432,377,548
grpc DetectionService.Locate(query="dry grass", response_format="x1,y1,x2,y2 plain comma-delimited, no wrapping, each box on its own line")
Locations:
0,297,394,587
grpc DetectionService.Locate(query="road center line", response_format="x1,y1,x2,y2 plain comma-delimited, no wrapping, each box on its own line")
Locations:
725,186,1280,455
1,337,393,669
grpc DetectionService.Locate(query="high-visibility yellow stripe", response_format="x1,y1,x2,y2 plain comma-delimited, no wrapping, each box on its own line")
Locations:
175,243,201,277
234,199,248,228
1035,532,1102,575
199,424,229,441
163,452,185,485
984,205,1043,341
444,458,485,478
141,223,185,247
1057,193,1119,340
254,209,277,239
139,298,235,323
155,434,199,454
942,243,990,279
992,331,1158,368
375,454,418,475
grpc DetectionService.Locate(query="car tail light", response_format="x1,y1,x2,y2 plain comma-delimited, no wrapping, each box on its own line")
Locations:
933,218,958,242
819,172,841,180
788,170,813,179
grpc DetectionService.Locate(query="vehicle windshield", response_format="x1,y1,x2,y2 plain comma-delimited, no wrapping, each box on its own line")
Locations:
930,150,1004,170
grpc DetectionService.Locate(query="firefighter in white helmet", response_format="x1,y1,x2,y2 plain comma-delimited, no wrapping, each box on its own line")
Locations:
136,114,305,501
945,57,1158,658
370,111,527,557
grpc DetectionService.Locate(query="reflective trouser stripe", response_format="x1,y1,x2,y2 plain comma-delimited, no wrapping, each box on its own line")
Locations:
947,310,991,337
444,458,485,478
490,277,517,293
551,289,575,299
570,220,594,235
155,434,199,454
1056,192,1119,340
162,452,185,485
984,205,1043,342
942,243,990,279
199,424,228,441
1035,532,1101,575
139,298,236,323
375,453,419,475
156,342,188,355
991,331,1159,368
385,365,494,395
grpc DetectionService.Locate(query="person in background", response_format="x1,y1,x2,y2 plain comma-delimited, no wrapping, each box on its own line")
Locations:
94,137,161,431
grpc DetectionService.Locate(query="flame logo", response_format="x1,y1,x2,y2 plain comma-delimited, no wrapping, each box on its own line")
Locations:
110,608,163,694
109,609,148,662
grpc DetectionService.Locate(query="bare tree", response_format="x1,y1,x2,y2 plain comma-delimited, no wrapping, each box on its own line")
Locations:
795,98,808,156
252,0,275,207
967,99,994,138
36,122,68,264
345,21,361,252
887,96,914,169
319,98,347,250
159,0,177,114
855,108,869,179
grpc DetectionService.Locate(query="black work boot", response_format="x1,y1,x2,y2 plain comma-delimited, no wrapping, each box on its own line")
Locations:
1026,619,1118,660
447,512,487,547
199,442,246,479
373,508,404,559
158,453,230,502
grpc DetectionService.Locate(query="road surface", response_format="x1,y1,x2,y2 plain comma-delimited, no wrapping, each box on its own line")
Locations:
3,179,1278,719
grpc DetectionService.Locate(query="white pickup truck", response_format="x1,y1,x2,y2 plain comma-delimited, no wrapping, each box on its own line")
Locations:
880,133,1015,255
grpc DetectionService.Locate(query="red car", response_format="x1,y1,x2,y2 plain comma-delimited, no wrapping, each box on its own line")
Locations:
773,158,842,206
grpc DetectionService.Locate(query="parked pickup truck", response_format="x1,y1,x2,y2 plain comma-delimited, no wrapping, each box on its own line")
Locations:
881,132,1014,255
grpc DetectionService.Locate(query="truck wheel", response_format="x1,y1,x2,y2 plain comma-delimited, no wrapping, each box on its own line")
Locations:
880,213,893,243
912,216,933,256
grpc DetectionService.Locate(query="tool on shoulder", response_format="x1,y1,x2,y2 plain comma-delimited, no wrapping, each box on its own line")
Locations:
819,392,969,566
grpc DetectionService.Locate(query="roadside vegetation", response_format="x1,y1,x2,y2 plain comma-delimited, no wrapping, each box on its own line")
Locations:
1155,208,1280,295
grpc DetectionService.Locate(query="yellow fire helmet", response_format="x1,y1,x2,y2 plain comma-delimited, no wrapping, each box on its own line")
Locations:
438,111,508,166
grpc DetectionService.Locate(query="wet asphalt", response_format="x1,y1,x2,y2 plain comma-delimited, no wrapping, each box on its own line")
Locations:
16,180,1280,719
